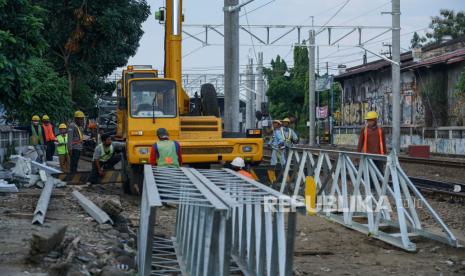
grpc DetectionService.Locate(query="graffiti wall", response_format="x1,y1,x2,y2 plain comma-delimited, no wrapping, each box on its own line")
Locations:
336,71,424,127
333,129,465,155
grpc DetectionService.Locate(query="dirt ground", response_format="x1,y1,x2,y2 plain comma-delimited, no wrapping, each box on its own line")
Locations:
1,159,465,275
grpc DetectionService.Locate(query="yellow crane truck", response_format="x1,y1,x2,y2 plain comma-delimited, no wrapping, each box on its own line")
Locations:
116,1,263,193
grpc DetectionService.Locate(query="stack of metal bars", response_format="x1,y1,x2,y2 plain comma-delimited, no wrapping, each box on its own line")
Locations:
195,168,297,276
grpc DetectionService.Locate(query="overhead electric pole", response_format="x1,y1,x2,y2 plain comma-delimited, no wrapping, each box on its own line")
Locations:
224,0,240,132
308,30,316,146
245,57,255,129
391,0,401,152
255,52,264,114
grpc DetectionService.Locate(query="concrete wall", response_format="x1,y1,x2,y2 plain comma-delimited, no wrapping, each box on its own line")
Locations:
338,70,423,127
333,127,465,155
0,128,29,162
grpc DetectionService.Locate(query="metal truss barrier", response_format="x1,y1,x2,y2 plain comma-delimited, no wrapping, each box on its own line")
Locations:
138,165,298,276
280,147,461,252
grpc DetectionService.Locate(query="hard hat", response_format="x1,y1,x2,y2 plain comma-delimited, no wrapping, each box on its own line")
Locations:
282,118,291,123
74,110,85,118
42,114,50,121
231,157,245,168
59,123,67,129
32,115,40,121
156,128,169,138
365,111,378,120
272,120,282,125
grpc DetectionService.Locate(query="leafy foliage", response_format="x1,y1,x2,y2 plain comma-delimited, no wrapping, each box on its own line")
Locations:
264,47,342,138
0,0,46,112
8,58,73,124
411,9,465,47
456,67,465,95
32,0,150,96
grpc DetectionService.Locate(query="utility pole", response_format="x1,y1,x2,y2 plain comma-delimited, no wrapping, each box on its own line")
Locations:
391,0,401,152
245,57,254,129
308,30,316,146
224,0,240,132
255,52,264,115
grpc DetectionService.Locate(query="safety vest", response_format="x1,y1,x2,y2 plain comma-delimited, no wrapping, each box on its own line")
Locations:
239,170,254,180
43,123,56,142
56,134,68,155
363,127,385,155
70,122,83,145
156,140,179,167
280,128,292,142
98,144,114,162
30,125,44,146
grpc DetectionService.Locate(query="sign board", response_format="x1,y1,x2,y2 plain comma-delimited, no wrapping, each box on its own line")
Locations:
316,106,328,119
316,76,331,92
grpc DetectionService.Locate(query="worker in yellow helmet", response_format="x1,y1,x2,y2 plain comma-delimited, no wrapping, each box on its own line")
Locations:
56,123,70,172
15,115,46,162
68,111,85,173
42,114,57,162
281,118,298,148
358,111,386,170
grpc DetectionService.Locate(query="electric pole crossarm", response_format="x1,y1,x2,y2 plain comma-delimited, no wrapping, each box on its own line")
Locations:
358,46,399,66
240,26,266,44
270,27,296,45
182,30,206,45
331,28,356,46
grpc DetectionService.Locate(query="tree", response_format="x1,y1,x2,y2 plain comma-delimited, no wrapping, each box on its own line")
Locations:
426,9,465,42
32,0,150,97
410,31,426,48
7,58,73,124
0,0,46,114
411,9,465,46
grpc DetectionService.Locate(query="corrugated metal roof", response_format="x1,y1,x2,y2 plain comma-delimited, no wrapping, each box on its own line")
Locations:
335,53,413,80
403,48,465,70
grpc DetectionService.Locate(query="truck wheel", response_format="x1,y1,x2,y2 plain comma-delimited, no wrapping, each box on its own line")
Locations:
200,83,219,117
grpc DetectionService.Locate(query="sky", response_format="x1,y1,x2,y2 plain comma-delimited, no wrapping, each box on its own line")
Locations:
121,0,464,79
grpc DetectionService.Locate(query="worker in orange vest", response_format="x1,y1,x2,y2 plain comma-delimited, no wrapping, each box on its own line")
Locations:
357,111,386,170
230,157,254,179
42,115,57,161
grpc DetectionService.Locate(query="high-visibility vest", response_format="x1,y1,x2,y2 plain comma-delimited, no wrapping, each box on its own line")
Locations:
30,125,44,146
363,127,385,155
70,123,83,145
98,144,114,162
239,170,254,180
56,134,68,155
156,140,179,167
43,123,56,142
280,128,292,142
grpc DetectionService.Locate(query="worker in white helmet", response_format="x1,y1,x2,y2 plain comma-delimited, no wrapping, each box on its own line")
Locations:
230,157,254,179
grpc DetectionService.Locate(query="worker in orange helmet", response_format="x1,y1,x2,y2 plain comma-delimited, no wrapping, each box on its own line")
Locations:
357,111,386,170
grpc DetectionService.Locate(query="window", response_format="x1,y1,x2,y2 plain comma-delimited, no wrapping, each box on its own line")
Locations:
130,80,177,118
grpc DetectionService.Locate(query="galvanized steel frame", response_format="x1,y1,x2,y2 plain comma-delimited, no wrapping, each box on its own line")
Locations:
138,165,298,276
32,178,54,225
280,147,460,251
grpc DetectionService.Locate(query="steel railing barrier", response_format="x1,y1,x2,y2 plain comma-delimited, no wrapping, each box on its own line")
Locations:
138,166,299,276
196,168,298,276
279,147,461,251
138,165,163,275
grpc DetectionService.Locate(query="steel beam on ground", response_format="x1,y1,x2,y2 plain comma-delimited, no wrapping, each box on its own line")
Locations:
32,178,54,225
72,190,113,225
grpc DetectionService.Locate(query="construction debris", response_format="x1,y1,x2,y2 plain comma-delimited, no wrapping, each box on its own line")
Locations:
72,190,114,225
29,224,68,263
32,178,55,225
0,179,18,193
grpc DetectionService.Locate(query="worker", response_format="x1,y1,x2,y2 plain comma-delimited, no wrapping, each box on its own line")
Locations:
357,111,386,170
56,124,70,173
269,120,286,167
88,133,122,184
68,110,85,173
150,128,182,167
42,115,56,161
281,118,299,148
28,115,46,163
230,157,254,179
